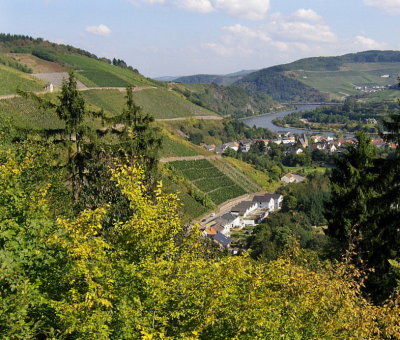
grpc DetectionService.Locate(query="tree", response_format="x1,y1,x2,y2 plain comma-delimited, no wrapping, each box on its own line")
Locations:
1,146,400,338
327,126,400,300
19,71,100,202
326,131,377,245
56,71,92,201
106,86,162,183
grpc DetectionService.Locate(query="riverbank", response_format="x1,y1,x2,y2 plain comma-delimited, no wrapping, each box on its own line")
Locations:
271,120,343,134
243,105,328,135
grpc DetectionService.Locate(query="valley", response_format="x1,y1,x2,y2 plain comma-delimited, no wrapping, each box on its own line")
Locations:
1,33,400,339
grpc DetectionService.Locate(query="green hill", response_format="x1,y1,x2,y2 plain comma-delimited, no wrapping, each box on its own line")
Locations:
173,69,255,86
233,50,400,102
0,33,156,88
82,88,218,119
170,82,275,118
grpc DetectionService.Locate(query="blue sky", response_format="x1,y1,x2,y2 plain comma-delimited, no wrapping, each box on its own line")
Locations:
1,0,399,77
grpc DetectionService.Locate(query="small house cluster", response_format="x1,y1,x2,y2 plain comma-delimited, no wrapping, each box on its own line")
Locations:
203,132,355,158
202,193,283,249
354,85,388,93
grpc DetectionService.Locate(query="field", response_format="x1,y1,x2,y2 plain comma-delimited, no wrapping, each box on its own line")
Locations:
161,176,209,223
53,53,154,87
0,96,64,130
0,64,44,95
82,88,217,119
364,89,400,101
293,62,400,99
0,94,103,131
159,134,200,157
222,157,278,192
9,53,66,73
170,159,247,205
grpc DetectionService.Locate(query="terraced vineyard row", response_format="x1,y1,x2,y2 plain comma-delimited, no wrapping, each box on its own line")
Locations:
209,157,262,193
169,159,246,205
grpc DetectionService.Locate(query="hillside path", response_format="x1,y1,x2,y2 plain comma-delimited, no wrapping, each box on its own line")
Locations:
159,155,221,162
156,116,222,121
0,86,157,101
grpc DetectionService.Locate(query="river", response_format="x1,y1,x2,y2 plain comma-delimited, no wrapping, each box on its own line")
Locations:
243,105,334,136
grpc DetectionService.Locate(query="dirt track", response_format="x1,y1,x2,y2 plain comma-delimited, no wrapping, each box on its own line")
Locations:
156,115,222,122
159,155,221,163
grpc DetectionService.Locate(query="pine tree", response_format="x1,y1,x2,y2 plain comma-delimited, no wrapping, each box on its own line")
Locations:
107,85,162,182
326,131,377,246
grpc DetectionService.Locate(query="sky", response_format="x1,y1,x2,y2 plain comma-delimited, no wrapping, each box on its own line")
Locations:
1,0,400,77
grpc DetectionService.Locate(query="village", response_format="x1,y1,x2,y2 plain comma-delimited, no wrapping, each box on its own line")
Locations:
203,130,393,156
200,192,284,253
200,130,394,251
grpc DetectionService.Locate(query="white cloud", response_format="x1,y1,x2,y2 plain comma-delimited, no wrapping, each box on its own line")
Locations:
85,24,112,36
201,9,356,61
223,24,271,42
291,9,323,22
214,0,270,20
270,21,337,43
354,35,385,49
132,0,269,19
178,0,214,13
364,0,400,14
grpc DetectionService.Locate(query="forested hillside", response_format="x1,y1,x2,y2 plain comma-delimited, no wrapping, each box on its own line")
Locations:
171,82,276,118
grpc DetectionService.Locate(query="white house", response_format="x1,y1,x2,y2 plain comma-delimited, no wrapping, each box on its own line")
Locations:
252,194,275,211
231,201,258,218
253,193,283,211
44,83,54,93
239,140,253,152
295,148,303,155
281,173,306,184
242,210,269,226
271,194,283,210
212,213,241,236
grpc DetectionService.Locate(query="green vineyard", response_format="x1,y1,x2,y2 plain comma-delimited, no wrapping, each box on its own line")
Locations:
170,159,247,205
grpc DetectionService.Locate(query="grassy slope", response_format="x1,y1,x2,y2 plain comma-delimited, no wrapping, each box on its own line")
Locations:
82,88,217,119
53,53,155,87
159,131,204,157
0,64,44,95
293,62,400,98
222,157,280,192
364,89,400,101
0,96,64,130
9,53,67,73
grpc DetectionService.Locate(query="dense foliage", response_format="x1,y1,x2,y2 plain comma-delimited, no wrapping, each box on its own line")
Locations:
235,68,328,102
327,128,400,301
172,83,275,118
1,144,400,338
248,174,331,260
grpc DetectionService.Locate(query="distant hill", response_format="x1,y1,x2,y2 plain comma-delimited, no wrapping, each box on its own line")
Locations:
233,50,400,102
173,69,256,86
170,82,276,118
